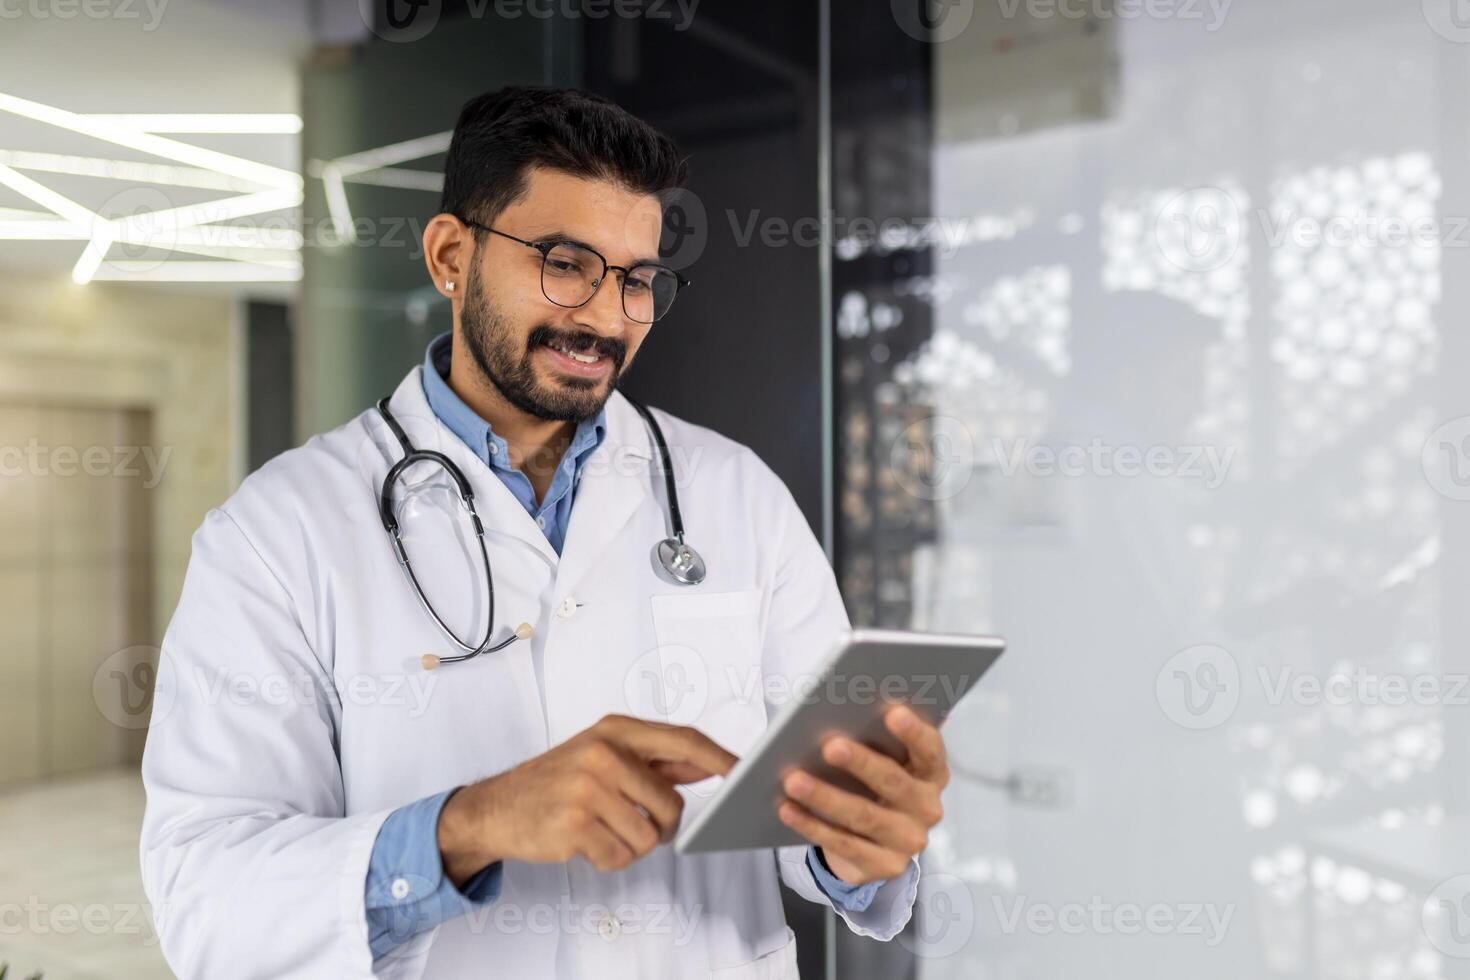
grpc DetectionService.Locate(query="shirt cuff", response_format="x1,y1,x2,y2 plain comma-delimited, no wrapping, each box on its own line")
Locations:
365,788,503,959
807,846,882,913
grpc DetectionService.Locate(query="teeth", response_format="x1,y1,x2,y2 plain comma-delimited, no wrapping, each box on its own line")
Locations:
547,341,600,364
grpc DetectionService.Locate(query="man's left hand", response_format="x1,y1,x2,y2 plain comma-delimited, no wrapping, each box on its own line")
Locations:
776,705,948,886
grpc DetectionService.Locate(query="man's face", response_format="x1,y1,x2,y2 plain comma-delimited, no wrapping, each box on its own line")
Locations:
459,166,666,423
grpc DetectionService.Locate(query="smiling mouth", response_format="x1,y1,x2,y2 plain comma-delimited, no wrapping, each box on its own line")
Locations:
542,339,603,364
537,337,615,378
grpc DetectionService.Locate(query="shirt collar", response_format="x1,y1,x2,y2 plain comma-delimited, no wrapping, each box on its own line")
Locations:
421,331,607,472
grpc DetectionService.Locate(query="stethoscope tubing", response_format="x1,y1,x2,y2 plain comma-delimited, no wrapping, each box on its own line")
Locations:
375,391,693,668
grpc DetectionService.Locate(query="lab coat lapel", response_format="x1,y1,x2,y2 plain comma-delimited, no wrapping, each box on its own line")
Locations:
555,390,657,594
380,367,560,569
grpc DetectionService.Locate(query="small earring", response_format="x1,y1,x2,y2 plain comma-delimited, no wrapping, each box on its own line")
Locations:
444,280,455,292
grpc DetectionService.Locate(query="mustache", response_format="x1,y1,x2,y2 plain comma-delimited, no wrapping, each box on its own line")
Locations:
527,325,627,367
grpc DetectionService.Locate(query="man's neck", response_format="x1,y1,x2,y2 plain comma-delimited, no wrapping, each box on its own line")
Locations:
447,332,574,502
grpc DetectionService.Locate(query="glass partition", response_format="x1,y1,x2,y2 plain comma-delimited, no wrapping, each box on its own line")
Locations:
835,1,1470,977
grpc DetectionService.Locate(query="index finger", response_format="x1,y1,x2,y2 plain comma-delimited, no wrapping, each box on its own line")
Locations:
598,715,739,780
884,706,948,786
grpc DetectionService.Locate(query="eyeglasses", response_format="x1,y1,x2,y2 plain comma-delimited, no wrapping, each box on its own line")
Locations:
459,217,690,324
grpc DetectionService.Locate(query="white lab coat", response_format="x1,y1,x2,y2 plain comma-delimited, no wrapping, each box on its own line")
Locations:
139,366,919,980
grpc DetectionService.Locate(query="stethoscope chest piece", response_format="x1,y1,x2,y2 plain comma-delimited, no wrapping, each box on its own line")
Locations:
655,536,707,586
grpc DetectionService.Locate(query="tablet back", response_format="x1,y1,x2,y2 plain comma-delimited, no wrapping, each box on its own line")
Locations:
675,627,1006,854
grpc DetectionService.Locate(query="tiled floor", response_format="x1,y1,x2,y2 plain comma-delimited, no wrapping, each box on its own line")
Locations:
0,767,174,979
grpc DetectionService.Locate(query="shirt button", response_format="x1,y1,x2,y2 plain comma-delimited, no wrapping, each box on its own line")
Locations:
391,877,411,901
597,914,622,941
488,443,499,455
557,596,578,619
536,515,546,529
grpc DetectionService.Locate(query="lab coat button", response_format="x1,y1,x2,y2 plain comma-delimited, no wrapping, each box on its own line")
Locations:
597,914,621,941
391,877,411,900
557,596,578,619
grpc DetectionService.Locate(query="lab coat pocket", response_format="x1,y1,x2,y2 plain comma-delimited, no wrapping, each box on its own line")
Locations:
649,589,769,800
709,927,799,980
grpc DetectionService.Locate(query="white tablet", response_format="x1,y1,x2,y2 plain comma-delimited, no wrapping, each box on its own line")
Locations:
674,627,1006,854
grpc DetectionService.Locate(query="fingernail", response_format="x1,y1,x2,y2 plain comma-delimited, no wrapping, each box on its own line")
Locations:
788,772,813,795
827,740,852,764
892,709,914,731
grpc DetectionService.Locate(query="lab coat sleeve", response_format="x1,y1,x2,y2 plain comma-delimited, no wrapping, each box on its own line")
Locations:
751,454,921,941
139,508,394,979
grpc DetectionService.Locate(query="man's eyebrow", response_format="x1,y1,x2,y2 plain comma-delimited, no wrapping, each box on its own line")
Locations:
525,229,663,267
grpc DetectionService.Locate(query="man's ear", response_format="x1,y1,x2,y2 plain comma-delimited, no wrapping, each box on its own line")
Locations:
423,213,476,300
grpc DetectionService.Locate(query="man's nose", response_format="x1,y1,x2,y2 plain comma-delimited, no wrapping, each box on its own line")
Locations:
570,272,632,336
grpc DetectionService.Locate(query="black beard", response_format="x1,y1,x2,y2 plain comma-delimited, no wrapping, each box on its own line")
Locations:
460,266,627,423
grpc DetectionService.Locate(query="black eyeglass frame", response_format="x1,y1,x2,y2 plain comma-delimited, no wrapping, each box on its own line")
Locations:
457,216,691,324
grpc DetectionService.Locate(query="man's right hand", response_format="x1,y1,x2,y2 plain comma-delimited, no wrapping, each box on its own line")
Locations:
437,714,737,885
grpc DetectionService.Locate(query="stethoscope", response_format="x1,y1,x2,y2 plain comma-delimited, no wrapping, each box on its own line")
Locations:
373,394,706,670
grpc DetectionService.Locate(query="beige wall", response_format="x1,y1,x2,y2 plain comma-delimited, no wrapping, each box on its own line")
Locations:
0,274,239,784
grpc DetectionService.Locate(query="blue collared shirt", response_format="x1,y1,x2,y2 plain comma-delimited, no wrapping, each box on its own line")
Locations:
364,332,877,958
420,331,605,555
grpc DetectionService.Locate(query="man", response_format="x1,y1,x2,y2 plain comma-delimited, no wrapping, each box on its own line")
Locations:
140,86,947,979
